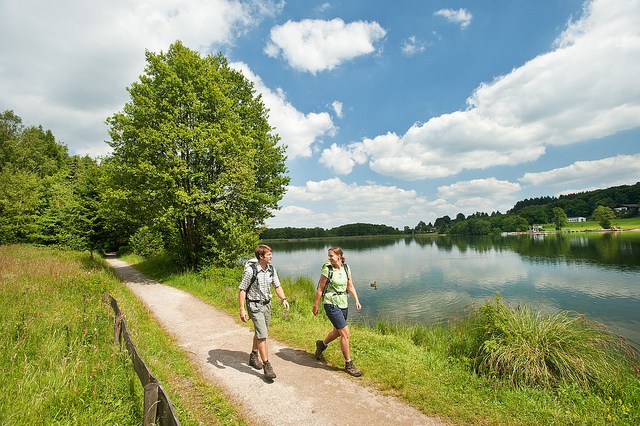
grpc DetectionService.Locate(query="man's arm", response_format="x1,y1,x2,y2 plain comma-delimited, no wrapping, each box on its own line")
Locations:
274,285,289,310
239,290,249,322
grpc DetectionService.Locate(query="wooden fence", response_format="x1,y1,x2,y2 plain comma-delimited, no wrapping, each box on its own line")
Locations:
103,293,181,426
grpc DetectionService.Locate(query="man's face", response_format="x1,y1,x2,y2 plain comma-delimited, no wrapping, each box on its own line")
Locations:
262,251,273,264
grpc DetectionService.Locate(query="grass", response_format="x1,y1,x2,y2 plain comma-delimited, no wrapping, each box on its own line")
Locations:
123,252,640,425
542,216,640,232
0,245,248,425
471,295,636,390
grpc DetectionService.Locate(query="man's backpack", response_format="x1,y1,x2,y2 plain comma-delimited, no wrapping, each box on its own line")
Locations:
244,258,273,302
319,262,349,297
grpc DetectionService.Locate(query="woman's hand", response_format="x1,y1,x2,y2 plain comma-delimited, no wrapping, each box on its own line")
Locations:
312,304,319,316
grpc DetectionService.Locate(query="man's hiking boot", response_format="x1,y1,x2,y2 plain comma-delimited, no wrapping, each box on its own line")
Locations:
315,340,327,360
249,351,263,370
345,360,362,377
263,360,276,380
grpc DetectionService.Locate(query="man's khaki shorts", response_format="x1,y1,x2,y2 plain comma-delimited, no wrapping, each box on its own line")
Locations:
247,301,271,339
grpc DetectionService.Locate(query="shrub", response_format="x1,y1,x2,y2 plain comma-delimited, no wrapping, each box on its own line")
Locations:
129,226,164,258
471,295,636,390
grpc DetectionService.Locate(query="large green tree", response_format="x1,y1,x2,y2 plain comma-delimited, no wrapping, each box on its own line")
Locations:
104,41,289,267
552,207,568,230
592,205,615,229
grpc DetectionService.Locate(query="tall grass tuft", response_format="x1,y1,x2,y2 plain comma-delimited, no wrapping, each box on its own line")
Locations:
471,295,638,390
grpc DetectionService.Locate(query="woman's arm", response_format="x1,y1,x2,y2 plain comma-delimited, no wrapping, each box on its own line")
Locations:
312,275,327,316
347,274,362,311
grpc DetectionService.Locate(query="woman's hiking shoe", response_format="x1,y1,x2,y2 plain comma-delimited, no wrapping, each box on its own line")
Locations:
249,351,263,370
315,340,327,360
345,360,362,377
263,360,276,380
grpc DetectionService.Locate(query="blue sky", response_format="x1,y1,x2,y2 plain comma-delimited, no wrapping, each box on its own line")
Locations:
1,0,639,229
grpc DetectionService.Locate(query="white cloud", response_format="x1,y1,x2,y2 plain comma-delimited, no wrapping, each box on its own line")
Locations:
437,178,522,215
268,178,437,229
320,139,369,175
319,143,359,174
316,3,331,13
434,8,473,29
438,178,521,199
332,101,344,118
334,0,640,180
0,0,282,157
231,62,336,159
401,36,426,56
267,176,524,229
264,18,386,73
519,154,640,192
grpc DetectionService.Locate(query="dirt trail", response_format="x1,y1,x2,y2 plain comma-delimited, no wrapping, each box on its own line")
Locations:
106,256,447,426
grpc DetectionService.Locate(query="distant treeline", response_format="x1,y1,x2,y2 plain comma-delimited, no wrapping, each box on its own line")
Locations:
262,182,640,239
260,223,402,239
508,182,640,223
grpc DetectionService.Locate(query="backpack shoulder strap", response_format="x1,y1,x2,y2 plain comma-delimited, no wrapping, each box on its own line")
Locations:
320,263,334,296
246,262,258,293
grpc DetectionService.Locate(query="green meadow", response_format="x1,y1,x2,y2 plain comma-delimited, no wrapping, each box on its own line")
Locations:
0,245,247,425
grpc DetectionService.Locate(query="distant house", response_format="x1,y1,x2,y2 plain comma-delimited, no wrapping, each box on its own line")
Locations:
614,204,640,216
567,217,586,222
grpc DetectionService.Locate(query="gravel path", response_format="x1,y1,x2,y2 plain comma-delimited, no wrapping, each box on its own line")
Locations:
106,256,447,426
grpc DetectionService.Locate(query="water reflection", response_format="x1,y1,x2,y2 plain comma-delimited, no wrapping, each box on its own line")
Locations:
267,233,640,347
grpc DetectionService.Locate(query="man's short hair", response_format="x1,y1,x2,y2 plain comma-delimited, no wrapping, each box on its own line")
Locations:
255,244,272,260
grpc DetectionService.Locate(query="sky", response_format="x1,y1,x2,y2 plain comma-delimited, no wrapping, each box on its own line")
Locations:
1,0,639,230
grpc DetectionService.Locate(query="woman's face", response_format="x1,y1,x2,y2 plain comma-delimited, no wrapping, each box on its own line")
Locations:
327,250,341,266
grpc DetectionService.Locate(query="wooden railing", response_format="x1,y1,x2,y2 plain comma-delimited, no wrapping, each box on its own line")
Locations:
103,293,181,426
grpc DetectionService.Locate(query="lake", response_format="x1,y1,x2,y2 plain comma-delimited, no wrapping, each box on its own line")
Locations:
266,232,640,348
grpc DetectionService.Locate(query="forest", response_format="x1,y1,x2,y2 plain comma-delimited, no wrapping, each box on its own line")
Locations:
1,42,288,269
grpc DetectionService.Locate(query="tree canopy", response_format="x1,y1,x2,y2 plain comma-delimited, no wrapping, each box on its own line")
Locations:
592,206,615,229
104,41,289,267
0,110,103,251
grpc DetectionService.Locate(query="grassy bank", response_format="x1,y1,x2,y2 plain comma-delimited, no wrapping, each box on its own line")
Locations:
543,217,640,232
125,253,640,425
0,245,247,425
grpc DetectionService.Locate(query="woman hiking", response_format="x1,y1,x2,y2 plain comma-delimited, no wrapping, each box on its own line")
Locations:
312,246,363,377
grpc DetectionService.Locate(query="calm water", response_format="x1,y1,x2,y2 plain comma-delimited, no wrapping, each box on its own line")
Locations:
267,232,640,348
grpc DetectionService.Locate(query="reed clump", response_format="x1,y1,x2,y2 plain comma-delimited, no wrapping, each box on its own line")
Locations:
469,295,638,391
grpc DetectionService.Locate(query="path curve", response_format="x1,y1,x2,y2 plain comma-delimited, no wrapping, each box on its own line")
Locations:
106,256,447,426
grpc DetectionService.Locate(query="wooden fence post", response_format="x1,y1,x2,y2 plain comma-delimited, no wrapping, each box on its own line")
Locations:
103,293,181,426
144,382,159,425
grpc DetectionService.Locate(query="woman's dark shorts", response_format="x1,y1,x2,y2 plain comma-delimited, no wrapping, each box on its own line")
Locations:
324,304,348,330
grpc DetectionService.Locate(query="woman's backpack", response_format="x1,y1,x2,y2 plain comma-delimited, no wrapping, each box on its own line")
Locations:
319,262,349,297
